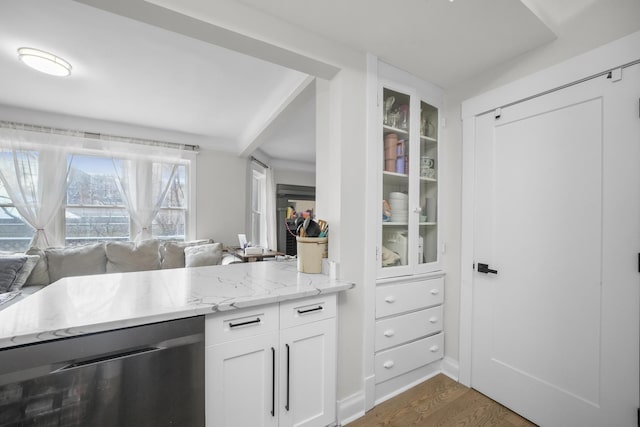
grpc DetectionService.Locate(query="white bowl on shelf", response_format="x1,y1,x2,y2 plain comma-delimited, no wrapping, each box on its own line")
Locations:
389,200,408,209
391,209,408,222
389,192,408,200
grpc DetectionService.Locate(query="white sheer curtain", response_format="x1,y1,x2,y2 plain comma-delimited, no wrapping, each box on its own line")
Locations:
265,167,277,250
113,159,178,242
0,125,70,248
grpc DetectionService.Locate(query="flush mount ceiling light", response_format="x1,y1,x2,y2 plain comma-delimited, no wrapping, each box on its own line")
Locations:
17,47,72,77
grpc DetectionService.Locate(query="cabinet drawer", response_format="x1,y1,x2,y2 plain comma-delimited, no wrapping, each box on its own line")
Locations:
375,333,443,384
280,294,336,329
375,305,443,352
206,305,279,346
376,277,444,318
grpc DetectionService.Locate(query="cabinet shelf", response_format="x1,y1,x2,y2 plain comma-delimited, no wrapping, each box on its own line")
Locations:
419,176,437,183
420,135,437,143
382,222,437,226
383,125,409,135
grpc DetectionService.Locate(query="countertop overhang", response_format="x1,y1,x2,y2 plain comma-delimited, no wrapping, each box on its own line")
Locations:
0,260,354,349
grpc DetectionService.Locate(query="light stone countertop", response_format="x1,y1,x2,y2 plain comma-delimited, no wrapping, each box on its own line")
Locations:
0,260,354,349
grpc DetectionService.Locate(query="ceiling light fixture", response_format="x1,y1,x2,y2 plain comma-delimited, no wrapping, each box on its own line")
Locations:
17,47,72,77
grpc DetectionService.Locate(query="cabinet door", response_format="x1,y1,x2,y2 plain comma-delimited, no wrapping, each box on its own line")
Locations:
206,332,279,427
279,318,336,427
379,83,441,278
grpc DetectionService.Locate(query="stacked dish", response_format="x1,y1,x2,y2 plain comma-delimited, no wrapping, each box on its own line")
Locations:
389,192,408,222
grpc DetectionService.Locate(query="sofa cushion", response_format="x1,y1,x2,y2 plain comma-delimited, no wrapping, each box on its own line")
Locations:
12,254,39,291
25,247,49,286
0,255,32,293
185,243,223,268
106,240,161,273
46,243,107,283
160,239,213,269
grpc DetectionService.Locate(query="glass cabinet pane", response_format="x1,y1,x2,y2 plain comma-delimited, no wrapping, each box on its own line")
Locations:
419,101,438,264
381,88,410,268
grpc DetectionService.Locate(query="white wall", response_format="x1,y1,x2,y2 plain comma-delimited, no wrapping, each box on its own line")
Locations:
195,149,247,247
274,168,315,188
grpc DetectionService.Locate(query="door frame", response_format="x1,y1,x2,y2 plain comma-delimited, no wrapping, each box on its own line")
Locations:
458,30,640,387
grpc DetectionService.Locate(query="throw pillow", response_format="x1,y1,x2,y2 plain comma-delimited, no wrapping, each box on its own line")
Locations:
184,243,223,268
46,243,107,283
25,247,50,286
11,254,39,291
0,256,29,293
106,240,161,273
160,239,214,269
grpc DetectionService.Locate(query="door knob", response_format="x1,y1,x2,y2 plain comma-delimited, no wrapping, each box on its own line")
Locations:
477,263,498,274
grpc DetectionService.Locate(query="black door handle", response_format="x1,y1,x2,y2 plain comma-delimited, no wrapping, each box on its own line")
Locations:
477,263,498,274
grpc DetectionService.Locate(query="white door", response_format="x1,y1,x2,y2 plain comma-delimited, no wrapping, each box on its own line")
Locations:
206,333,279,427
472,64,640,427
279,319,336,427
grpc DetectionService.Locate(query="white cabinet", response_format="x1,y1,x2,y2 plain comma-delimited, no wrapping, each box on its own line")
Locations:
205,294,336,427
207,332,279,427
369,63,446,405
378,81,442,278
374,273,444,402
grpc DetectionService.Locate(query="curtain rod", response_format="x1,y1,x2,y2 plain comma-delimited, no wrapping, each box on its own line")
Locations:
0,120,199,152
250,156,269,169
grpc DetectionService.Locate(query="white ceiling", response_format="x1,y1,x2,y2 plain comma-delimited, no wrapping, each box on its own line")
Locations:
0,0,638,168
235,0,557,89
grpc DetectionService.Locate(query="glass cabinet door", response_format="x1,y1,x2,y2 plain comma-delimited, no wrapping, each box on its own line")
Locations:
381,87,410,268
419,100,438,264
380,85,440,273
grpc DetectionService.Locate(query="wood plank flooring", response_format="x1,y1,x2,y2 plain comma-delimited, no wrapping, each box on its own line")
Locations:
347,374,537,427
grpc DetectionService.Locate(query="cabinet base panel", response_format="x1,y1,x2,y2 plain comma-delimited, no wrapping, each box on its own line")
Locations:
374,359,442,405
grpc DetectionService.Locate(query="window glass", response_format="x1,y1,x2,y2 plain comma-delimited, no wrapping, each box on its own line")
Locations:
66,156,130,245
0,193,33,252
0,154,35,251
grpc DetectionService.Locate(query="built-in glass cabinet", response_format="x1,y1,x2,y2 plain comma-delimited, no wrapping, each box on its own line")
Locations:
379,85,440,276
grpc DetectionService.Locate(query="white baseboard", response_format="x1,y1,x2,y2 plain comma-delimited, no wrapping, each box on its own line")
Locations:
337,391,365,426
441,356,460,381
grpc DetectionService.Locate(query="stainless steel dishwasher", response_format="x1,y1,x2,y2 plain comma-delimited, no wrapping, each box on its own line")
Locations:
0,316,204,426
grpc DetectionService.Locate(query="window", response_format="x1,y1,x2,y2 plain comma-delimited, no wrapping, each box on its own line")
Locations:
0,179,33,252
66,156,130,246
251,167,267,247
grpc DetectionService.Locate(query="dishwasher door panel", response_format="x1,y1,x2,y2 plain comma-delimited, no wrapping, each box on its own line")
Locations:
0,317,204,427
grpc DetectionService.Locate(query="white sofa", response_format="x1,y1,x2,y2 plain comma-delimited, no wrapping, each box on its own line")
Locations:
0,239,239,309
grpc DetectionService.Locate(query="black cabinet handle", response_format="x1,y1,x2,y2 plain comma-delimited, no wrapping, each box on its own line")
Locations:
477,263,498,274
229,318,261,328
271,347,275,417
285,343,290,411
297,306,323,315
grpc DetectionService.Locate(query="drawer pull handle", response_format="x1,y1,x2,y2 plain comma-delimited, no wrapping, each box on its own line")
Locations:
429,345,440,353
229,318,261,328
383,360,394,369
430,289,440,295
383,329,395,337
429,317,439,323
384,296,396,303
297,305,323,315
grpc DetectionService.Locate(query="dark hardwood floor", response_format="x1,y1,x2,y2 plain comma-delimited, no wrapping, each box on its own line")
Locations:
347,374,537,427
